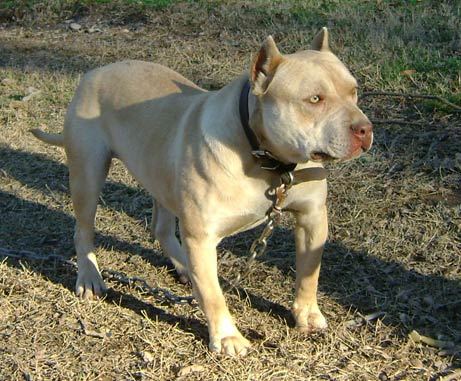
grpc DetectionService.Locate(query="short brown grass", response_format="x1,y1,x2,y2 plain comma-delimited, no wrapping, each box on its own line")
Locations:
1,1,460,380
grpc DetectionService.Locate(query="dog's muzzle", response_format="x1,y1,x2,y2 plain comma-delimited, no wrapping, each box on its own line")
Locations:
351,121,373,152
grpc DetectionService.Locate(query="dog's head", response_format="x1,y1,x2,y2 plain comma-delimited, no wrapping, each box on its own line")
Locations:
250,28,373,164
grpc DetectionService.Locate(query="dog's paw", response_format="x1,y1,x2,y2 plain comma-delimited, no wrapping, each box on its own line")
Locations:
75,263,107,300
178,273,190,285
292,303,328,334
209,335,251,357
168,258,190,284
295,312,328,334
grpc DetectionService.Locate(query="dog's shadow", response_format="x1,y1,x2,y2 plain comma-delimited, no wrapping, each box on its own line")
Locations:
228,227,461,333
1,145,460,357
0,144,210,338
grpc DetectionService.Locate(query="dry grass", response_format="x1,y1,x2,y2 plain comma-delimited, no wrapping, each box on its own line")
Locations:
0,1,460,380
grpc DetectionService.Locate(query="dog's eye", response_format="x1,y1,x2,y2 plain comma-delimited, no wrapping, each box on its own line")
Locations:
309,95,321,104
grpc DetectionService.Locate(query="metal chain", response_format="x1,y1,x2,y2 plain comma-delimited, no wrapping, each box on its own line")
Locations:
0,172,294,302
0,247,78,267
0,247,195,305
101,269,196,305
224,172,293,291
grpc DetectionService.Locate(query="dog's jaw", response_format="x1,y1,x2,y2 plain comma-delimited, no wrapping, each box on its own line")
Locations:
310,151,338,162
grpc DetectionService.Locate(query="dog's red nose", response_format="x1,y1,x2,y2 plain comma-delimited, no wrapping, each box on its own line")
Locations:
350,121,373,150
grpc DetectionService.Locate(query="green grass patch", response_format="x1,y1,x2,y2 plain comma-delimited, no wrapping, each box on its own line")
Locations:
1,0,460,102
0,0,182,25
0,0,177,7
84,0,178,9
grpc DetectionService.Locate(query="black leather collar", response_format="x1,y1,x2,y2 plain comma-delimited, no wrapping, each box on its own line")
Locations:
239,79,297,173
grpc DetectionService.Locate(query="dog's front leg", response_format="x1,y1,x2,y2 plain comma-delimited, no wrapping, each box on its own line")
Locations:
291,205,329,333
182,234,250,356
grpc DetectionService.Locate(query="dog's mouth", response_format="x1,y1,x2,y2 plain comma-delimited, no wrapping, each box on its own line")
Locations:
311,147,366,162
310,151,337,162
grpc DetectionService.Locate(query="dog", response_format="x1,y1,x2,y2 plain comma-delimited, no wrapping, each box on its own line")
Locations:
31,28,372,356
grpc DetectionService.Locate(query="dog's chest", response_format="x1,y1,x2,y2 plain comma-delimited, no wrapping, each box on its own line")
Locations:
226,214,268,237
214,199,271,238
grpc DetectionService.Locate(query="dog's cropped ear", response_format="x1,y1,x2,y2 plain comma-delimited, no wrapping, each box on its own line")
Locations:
311,27,330,52
250,36,284,95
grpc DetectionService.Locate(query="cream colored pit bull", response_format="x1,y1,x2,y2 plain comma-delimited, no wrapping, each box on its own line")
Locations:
32,28,373,356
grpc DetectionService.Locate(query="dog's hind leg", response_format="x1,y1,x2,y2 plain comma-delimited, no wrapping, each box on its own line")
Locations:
66,136,111,299
151,199,189,283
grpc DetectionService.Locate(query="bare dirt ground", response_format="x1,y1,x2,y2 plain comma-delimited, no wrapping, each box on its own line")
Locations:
0,2,460,380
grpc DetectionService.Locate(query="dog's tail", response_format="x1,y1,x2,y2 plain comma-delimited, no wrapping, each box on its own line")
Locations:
30,128,64,147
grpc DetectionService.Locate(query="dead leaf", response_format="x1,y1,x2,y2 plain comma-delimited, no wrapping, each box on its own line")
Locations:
69,23,81,31
401,69,416,77
22,87,41,102
177,365,205,378
141,351,154,363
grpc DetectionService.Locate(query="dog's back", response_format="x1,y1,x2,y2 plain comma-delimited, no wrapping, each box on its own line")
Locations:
66,60,205,127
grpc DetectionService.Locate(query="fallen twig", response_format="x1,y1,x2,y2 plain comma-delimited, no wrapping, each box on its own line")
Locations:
409,330,455,349
345,311,386,328
77,316,105,339
362,91,461,112
370,118,423,126
440,369,461,381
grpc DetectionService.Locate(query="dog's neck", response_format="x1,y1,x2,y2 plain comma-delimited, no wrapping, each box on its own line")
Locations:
241,79,297,173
